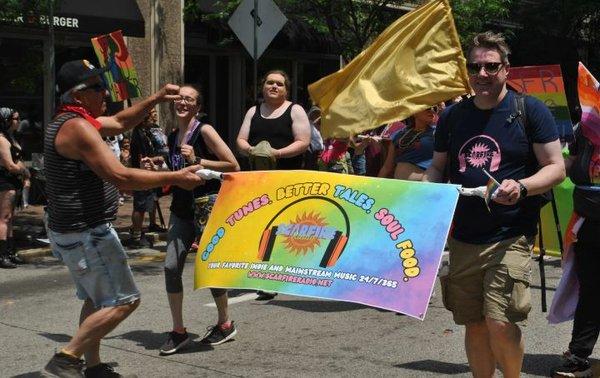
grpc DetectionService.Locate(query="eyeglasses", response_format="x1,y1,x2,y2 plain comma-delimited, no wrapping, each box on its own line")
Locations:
466,62,504,75
174,96,197,105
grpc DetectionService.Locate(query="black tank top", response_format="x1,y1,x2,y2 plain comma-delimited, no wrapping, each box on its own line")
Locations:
168,123,221,220
0,134,22,187
44,112,119,232
248,103,303,170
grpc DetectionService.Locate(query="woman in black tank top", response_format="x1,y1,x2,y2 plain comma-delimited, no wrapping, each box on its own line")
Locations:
0,108,29,268
158,84,240,352
235,70,311,300
236,70,311,170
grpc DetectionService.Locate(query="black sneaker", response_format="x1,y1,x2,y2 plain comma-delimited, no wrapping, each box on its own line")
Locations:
44,352,84,377
159,331,190,355
84,363,136,378
552,351,593,377
147,223,167,233
0,256,17,269
200,322,237,346
256,290,277,301
126,236,153,249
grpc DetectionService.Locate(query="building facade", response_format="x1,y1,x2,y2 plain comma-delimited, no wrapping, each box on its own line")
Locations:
0,0,342,153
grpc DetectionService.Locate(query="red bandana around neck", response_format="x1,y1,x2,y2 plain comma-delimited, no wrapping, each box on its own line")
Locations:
56,105,102,130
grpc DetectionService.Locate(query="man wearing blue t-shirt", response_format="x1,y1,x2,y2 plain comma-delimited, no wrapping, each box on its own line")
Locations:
423,32,565,377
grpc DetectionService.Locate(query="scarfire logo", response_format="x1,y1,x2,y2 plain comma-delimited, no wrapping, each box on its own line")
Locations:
276,212,336,255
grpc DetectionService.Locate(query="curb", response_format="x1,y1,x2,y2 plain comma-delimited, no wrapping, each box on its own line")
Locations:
17,232,168,261
17,247,52,260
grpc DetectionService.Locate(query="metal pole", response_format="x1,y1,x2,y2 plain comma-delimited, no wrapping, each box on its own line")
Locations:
48,0,55,115
253,0,258,103
549,189,564,255
537,215,547,312
44,0,55,125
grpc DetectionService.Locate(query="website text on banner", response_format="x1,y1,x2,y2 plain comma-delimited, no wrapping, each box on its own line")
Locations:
194,171,459,320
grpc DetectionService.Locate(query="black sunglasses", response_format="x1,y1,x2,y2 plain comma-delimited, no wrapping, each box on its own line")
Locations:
466,62,504,75
82,82,107,93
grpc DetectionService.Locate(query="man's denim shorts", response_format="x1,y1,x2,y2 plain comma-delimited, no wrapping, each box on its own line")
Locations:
49,223,140,308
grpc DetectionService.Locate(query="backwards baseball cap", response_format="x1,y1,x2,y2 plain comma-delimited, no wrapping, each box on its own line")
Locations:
56,59,108,96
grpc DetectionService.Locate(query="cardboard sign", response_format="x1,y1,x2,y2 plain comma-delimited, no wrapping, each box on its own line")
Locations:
508,65,573,142
91,30,141,102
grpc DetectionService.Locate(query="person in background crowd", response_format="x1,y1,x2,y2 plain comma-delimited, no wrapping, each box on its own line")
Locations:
43,59,203,378
120,137,131,167
423,32,565,377
236,69,310,300
105,134,127,206
127,108,168,248
350,135,373,176
378,106,439,180
154,84,240,355
551,123,600,378
21,175,30,209
105,133,122,159
318,137,354,174
0,107,29,268
304,105,324,170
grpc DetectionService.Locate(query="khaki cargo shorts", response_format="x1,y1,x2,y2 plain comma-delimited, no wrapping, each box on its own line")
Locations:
440,235,534,325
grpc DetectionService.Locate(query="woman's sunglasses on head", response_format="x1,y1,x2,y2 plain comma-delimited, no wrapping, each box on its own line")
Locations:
466,62,504,75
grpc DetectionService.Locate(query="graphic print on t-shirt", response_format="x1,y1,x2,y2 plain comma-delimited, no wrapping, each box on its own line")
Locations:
457,135,502,173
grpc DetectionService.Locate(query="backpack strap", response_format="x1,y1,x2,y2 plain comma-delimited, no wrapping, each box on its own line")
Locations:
512,93,530,143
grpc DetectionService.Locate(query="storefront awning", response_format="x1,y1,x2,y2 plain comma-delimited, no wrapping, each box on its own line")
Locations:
55,0,145,38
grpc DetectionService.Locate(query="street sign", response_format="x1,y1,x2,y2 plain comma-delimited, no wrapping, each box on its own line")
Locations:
228,0,287,60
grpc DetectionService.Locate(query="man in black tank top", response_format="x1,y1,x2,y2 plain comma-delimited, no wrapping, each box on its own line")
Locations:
43,60,204,378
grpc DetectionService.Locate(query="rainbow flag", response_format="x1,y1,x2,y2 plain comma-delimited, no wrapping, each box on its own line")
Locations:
481,168,500,210
578,62,600,146
194,171,459,320
484,179,499,210
91,30,141,102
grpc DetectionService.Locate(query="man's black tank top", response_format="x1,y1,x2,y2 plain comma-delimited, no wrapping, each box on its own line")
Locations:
248,102,303,170
44,112,119,232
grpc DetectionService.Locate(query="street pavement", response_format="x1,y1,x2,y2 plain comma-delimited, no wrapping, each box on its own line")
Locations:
1,204,599,377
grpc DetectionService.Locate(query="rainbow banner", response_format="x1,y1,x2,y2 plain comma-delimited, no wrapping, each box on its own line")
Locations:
91,30,141,102
508,65,573,142
578,62,600,146
194,171,459,320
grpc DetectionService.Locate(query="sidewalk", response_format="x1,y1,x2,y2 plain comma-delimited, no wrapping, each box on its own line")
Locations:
14,195,172,259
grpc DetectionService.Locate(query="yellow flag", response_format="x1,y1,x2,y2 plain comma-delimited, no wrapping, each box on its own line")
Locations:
308,0,470,138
